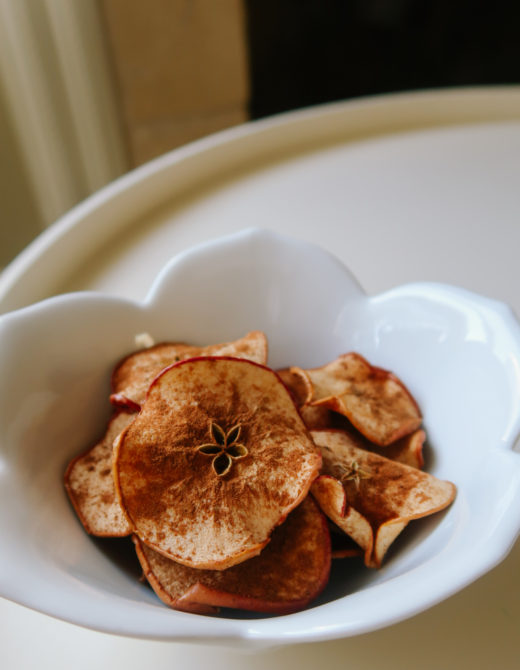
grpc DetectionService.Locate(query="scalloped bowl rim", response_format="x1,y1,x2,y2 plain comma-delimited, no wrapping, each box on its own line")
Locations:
1,228,520,647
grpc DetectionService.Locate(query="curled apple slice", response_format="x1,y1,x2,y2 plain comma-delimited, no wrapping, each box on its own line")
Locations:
293,353,422,446
277,366,344,430
280,363,425,468
114,357,321,570
111,330,268,409
134,496,331,615
310,430,456,568
64,411,135,537
369,428,426,470
329,525,364,559
321,421,426,471
277,367,312,405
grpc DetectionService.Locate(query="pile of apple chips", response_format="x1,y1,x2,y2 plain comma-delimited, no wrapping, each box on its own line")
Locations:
65,331,456,615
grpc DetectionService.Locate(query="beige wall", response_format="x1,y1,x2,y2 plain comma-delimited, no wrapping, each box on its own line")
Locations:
0,0,249,268
0,84,43,267
101,0,250,165
0,0,128,269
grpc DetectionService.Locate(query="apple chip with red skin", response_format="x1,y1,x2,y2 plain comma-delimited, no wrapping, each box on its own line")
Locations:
133,497,331,615
292,353,422,446
277,367,312,406
279,362,424,463
114,356,321,570
65,411,135,537
369,428,426,470
319,420,426,471
110,331,267,410
277,367,333,430
329,524,364,559
310,430,456,568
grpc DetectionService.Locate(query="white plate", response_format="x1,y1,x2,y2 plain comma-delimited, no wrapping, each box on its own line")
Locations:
2,87,520,666
1,229,520,648
2,87,520,313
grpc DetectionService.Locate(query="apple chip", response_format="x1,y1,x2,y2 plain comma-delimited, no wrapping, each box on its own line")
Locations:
111,331,268,409
369,428,426,470
278,367,344,430
277,367,312,405
310,430,456,567
65,412,135,537
322,421,426,471
133,497,331,614
330,531,364,559
114,357,321,570
278,364,424,458
299,405,335,430
279,366,425,469
294,353,422,446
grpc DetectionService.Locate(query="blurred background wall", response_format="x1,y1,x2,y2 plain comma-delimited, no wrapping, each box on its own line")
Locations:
1,0,519,267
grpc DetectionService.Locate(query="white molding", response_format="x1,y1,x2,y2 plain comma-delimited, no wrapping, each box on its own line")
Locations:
0,0,128,228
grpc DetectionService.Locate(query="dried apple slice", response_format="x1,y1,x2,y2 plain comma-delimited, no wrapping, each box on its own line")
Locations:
323,420,425,471
277,367,312,405
299,405,335,430
65,411,135,537
310,430,456,567
111,331,268,409
277,366,343,430
369,428,426,470
134,497,331,614
114,357,321,570
294,353,422,446
311,475,374,563
279,363,425,463
330,527,364,559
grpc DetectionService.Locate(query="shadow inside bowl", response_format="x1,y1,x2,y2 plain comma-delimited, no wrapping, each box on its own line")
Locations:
91,536,143,582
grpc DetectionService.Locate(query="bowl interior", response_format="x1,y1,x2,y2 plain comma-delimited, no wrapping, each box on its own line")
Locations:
1,229,520,643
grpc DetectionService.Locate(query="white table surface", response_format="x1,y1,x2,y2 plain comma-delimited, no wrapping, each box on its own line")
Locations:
2,88,520,668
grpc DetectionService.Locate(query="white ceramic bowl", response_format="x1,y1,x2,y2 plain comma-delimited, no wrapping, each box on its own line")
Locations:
1,228,520,648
